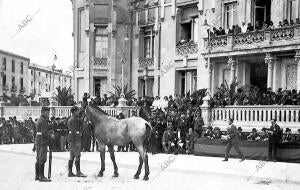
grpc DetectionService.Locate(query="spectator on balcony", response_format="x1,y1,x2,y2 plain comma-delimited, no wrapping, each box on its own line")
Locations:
219,27,226,35
246,23,254,32
241,22,247,33
237,127,247,140
278,21,283,28
101,94,108,106
283,19,290,26
242,96,250,105
268,21,275,29
247,128,260,141
225,25,232,34
161,96,169,113
260,128,269,141
290,20,295,26
262,21,269,30
279,90,293,105
212,27,219,36
255,20,262,30
295,18,300,25
233,25,240,35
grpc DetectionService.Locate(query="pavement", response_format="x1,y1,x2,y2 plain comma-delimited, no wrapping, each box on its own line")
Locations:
0,144,299,190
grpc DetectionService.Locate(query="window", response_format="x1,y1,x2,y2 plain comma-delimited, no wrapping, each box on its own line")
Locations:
46,74,48,78
12,60,15,72
95,27,108,58
224,2,237,28
31,70,33,75
144,30,154,58
20,78,23,88
2,58,6,71
180,17,198,42
20,62,23,74
2,75,6,86
12,76,15,86
78,8,86,51
31,81,33,87
39,72,41,76
288,0,299,22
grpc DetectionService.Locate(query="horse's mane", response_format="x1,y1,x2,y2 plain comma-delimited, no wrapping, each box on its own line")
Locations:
88,104,108,115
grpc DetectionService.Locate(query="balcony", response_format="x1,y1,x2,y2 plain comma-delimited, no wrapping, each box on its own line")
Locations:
93,57,108,70
138,58,154,70
203,25,300,57
138,7,157,26
176,41,198,59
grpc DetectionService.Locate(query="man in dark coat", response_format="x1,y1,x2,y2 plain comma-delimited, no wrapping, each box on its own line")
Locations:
267,119,282,161
67,106,86,177
223,118,245,162
34,106,54,182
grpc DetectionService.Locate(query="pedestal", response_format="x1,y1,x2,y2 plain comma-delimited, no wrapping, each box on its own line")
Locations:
117,94,127,107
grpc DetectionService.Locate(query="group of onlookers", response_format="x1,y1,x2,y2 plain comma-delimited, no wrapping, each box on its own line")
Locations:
210,18,300,37
212,86,300,107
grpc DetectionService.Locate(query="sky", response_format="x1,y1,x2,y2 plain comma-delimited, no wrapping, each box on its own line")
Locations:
0,0,73,72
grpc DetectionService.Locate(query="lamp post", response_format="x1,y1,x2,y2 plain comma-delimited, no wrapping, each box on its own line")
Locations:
118,33,129,107
202,9,214,95
50,51,58,106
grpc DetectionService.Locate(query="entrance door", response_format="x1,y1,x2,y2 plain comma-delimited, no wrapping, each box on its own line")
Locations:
94,78,101,96
250,62,267,91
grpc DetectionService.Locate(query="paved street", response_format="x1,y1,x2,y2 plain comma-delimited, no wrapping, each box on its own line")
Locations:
0,144,299,190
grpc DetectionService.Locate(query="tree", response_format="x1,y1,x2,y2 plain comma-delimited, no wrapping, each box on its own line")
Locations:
55,86,75,106
108,84,136,102
215,77,239,105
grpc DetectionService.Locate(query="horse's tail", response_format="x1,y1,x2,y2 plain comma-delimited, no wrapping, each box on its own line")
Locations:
143,122,152,152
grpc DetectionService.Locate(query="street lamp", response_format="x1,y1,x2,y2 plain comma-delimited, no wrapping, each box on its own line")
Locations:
118,33,129,107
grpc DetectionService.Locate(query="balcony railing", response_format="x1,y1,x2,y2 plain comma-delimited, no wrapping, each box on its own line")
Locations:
2,85,9,91
11,85,17,92
0,105,140,120
176,42,198,57
138,58,154,69
20,87,26,93
211,105,300,132
204,25,300,52
93,57,108,69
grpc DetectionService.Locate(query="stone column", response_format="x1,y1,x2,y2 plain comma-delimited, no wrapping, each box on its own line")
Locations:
227,56,236,83
265,53,273,89
295,50,300,91
205,58,213,92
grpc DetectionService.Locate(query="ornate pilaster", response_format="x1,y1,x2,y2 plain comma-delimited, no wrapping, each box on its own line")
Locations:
227,56,236,83
265,53,274,89
295,50,300,90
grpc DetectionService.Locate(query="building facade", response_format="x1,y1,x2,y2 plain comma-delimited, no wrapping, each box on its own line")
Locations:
71,0,132,102
28,63,72,101
0,49,29,99
132,0,300,97
72,0,300,99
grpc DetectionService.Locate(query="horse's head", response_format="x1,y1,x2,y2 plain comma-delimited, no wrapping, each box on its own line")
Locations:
83,104,108,125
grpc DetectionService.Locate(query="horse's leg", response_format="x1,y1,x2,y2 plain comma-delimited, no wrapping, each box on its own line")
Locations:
98,143,106,177
134,155,143,179
108,145,119,177
135,144,149,180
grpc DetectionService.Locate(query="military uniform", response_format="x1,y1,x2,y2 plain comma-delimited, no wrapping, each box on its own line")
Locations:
35,107,53,182
67,106,86,177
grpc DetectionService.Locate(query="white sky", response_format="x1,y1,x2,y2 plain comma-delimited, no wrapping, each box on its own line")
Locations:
0,0,73,72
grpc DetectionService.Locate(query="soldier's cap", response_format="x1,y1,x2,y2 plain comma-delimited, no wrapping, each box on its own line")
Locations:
41,106,50,112
71,106,79,113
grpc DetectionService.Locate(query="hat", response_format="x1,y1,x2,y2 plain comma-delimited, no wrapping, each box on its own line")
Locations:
285,128,291,132
237,127,242,131
41,106,50,112
71,106,79,114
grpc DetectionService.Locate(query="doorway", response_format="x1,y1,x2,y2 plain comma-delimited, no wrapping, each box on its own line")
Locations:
252,0,271,28
250,62,267,91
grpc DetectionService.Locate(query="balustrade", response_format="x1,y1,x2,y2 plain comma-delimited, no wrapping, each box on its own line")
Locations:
176,42,198,56
211,105,300,132
204,25,300,51
93,57,108,69
138,58,154,69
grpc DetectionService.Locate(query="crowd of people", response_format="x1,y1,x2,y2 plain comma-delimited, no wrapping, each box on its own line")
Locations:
210,18,300,37
212,86,300,107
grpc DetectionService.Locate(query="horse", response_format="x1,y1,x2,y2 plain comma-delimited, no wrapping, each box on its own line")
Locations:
84,104,152,180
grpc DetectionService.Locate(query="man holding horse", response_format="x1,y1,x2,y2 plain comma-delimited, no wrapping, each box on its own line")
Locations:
67,106,86,177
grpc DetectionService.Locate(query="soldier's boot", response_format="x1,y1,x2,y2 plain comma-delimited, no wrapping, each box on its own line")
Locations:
39,163,51,182
75,160,87,177
35,163,39,180
68,160,76,177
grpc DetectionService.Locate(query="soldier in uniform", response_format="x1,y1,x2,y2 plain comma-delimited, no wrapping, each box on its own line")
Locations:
35,107,54,182
67,106,86,177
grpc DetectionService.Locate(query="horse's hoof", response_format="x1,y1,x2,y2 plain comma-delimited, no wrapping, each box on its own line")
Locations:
98,172,103,177
143,176,149,181
113,172,119,177
133,175,139,179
